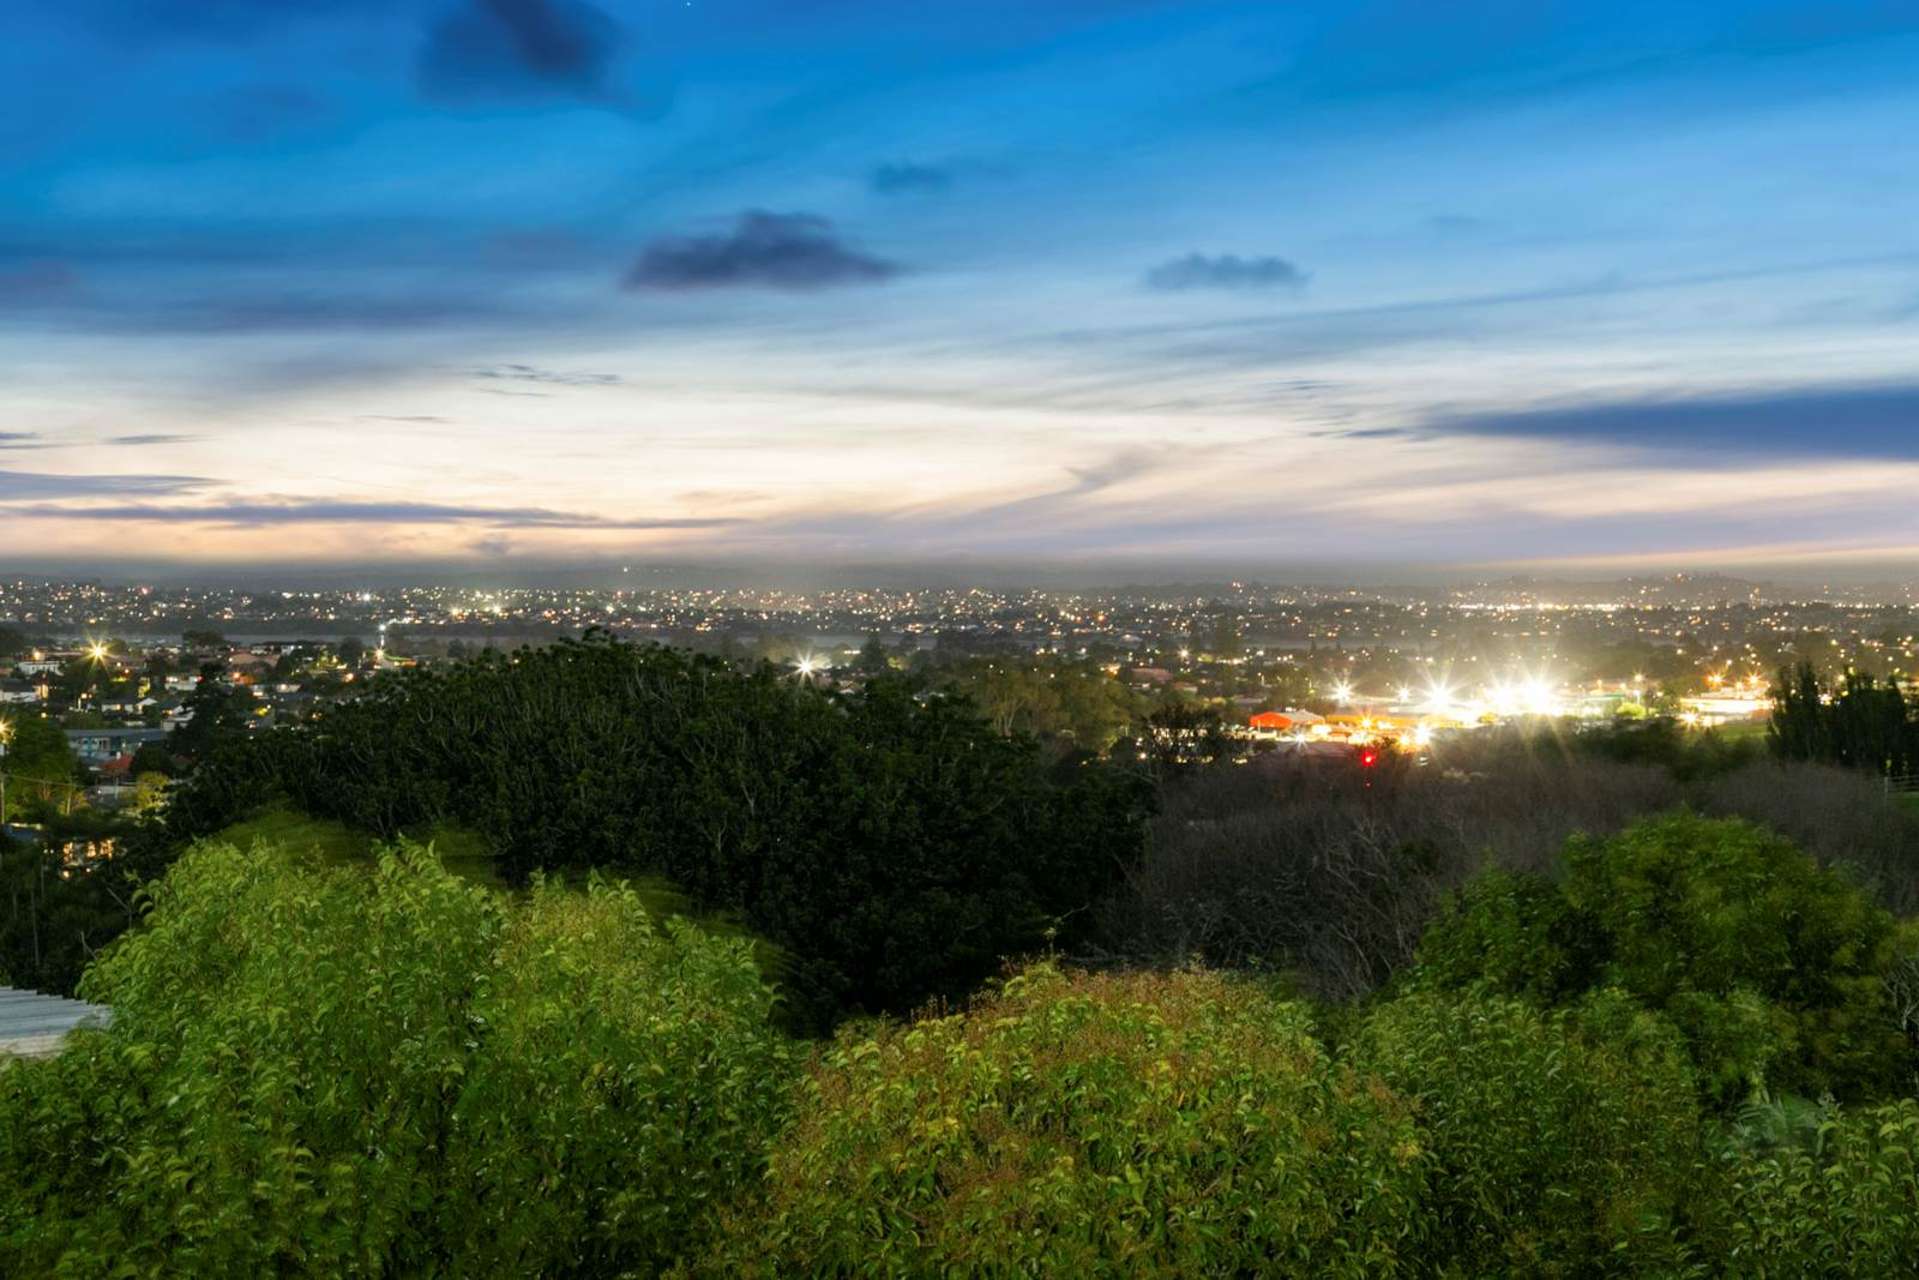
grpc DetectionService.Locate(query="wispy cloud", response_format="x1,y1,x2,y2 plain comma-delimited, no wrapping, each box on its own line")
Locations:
1144,253,1309,292
0,469,208,499
624,212,901,292
474,364,621,386
103,433,202,446
1431,381,1919,459
0,497,743,529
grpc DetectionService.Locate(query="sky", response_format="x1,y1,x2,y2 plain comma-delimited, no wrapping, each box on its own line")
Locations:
3,0,1919,577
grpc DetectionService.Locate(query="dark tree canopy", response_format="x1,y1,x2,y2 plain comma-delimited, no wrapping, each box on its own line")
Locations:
162,635,1152,1027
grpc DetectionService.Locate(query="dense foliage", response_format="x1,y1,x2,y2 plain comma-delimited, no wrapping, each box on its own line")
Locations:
1771,661,1919,777
0,839,792,1277
1346,989,1704,1274
158,635,1151,1027
702,965,1427,1277
5,815,1919,1275
1415,814,1909,1102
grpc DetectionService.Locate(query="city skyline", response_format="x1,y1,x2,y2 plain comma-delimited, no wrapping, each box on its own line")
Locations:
6,1,1919,572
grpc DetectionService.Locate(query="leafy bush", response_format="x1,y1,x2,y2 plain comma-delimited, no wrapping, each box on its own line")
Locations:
1414,814,1908,1103
1564,814,1906,1100
1411,869,1607,1004
1702,1099,1919,1275
702,965,1429,1278
1346,989,1703,1275
159,637,1151,1028
0,839,793,1278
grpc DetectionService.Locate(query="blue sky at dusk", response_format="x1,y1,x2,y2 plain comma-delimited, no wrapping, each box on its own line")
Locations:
4,0,1918,572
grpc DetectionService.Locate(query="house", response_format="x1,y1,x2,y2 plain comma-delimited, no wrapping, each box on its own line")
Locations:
64,726,172,766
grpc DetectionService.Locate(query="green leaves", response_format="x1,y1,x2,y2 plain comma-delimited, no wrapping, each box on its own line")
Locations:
162,637,1151,1030
0,838,794,1277
700,965,1428,1278
1414,815,1909,1105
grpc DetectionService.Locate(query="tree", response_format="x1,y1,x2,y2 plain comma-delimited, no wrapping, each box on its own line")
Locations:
336,636,367,668
1770,662,1917,776
168,663,252,762
1415,814,1908,1103
180,628,226,651
855,634,890,676
1348,989,1701,1273
1,715,78,820
0,840,794,1276
704,965,1425,1278
155,638,1153,1029
0,626,27,660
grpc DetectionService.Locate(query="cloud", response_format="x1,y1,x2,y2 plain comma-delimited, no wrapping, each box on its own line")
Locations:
1063,449,1165,494
103,434,201,446
474,364,620,386
870,162,953,195
1431,382,1919,459
0,469,208,499
0,261,78,305
0,498,743,529
1143,253,1309,292
0,432,47,451
418,0,625,102
357,415,450,424
624,211,901,292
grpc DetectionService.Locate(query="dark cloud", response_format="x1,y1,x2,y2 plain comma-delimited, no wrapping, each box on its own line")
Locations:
0,469,208,499
418,0,624,101
0,498,742,529
1308,427,1417,440
1432,382,1919,459
474,364,620,386
870,162,953,195
624,211,901,292
103,434,201,446
1144,253,1310,292
0,261,78,305
1063,449,1164,493
0,432,46,451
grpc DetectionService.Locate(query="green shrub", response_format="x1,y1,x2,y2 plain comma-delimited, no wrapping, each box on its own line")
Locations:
1413,815,1908,1104
1703,1099,1919,1276
158,637,1152,1029
0,839,793,1278
1411,868,1607,1004
702,964,1428,1277
1346,989,1703,1275
1565,814,1906,1100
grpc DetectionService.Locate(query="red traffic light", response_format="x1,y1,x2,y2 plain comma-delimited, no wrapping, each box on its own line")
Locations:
1360,750,1378,768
